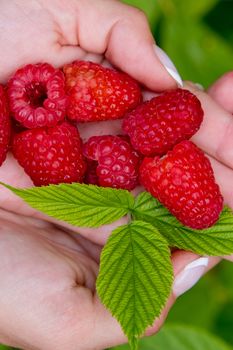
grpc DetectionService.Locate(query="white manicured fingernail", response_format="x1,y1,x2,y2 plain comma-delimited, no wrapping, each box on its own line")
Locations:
154,45,183,87
173,257,209,297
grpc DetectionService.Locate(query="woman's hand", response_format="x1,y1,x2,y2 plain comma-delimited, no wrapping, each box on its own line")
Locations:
0,1,232,349
0,206,219,350
0,82,226,349
0,0,181,88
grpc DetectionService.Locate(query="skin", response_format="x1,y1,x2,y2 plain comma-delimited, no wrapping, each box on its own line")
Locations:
0,0,232,349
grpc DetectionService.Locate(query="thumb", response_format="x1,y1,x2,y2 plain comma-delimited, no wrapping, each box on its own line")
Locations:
43,45,86,69
106,17,183,91
74,0,182,91
224,256,233,262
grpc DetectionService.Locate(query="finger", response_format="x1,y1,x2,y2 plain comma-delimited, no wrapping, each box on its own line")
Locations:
84,252,219,349
74,0,181,90
0,154,36,216
43,45,86,68
171,250,220,299
223,255,233,262
208,72,233,113
208,155,233,208
183,82,233,170
45,46,105,69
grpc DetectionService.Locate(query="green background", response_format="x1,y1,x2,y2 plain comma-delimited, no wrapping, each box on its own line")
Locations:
1,0,233,349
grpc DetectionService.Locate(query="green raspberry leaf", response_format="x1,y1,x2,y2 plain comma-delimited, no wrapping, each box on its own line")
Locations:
96,220,173,350
1,183,134,228
133,192,233,256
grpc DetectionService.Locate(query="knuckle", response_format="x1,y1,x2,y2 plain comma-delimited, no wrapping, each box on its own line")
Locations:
216,119,233,169
119,3,148,24
130,7,148,23
223,71,233,81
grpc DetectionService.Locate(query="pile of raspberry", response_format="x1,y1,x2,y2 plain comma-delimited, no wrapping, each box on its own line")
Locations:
0,61,223,229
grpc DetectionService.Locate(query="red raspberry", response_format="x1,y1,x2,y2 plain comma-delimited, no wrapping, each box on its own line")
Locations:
83,135,140,190
63,61,142,122
140,140,223,229
123,89,203,156
0,85,10,166
8,63,67,129
13,122,86,186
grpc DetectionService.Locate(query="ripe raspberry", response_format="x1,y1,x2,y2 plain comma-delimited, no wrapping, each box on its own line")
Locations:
140,140,223,229
83,135,140,190
63,61,142,122
13,122,86,186
0,85,10,166
8,63,67,129
123,89,203,156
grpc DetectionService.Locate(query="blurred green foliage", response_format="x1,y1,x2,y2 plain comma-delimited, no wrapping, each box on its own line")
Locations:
1,1,233,349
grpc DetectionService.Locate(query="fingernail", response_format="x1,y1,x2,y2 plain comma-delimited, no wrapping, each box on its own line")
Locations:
154,45,183,87
173,257,209,297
